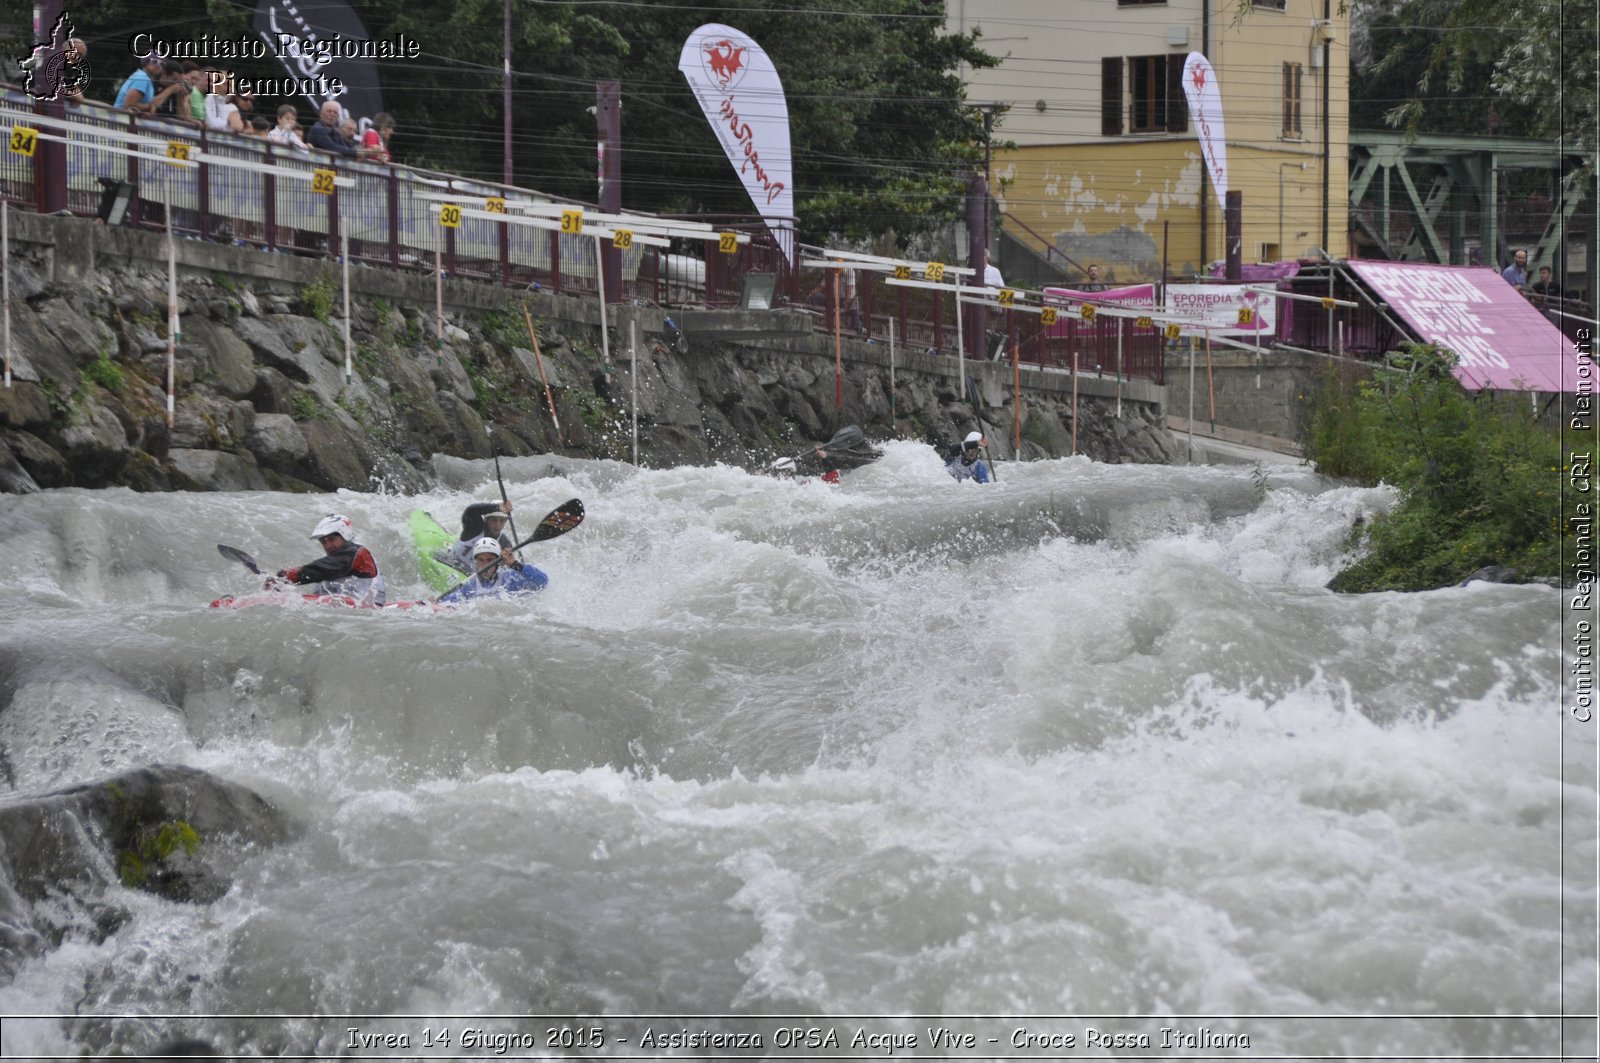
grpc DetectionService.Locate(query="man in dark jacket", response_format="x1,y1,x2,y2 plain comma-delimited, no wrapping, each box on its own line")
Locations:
306,100,358,156
274,513,385,603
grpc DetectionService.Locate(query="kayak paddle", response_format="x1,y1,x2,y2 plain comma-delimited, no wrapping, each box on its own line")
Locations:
433,497,584,602
488,425,522,546
217,544,263,575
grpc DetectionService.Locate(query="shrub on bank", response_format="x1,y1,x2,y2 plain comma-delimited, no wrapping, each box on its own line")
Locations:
1307,343,1578,591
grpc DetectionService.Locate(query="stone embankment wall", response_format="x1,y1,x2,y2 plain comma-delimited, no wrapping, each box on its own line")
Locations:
0,213,1182,494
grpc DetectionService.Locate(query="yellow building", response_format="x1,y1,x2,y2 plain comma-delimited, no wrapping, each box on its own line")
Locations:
949,0,1349,284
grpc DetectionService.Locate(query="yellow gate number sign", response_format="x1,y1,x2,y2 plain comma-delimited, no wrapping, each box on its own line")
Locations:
1135,316,1154,328
311,168,336,195
439,204,463,229
165,141,191,162
8,127,39,156
996,288,1016,307
484,196,506,214
923,261,946,282
1163,323,1182,341
613,228,633,249
892,265,912,280
718,232,739,254
1079,304,1097,321
1320,296,1337,311
1040,307,1059,326
561,208,583,234
1237,307,1255,325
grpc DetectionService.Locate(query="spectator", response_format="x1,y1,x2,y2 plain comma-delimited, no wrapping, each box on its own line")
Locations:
1529,265,1560,302
203,72,242,132
982,251,1004,289
245,115,271,137
1080,263,1108,292
180,62,206,124
113,52,165,113
306,100,358,156
339,116,359,144
1501,248,1529,289
232,88,256,130
148,60,193,122
361,112,396,162
62,37,89,103
267,104,311,152
840,264,861,334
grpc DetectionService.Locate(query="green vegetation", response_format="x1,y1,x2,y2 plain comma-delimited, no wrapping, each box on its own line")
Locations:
83,356,126,395
288,391,321,421
297,274,335,324
105,783,202,895
1307,344,1573,591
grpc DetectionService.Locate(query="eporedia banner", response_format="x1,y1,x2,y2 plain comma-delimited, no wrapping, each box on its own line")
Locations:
678,23,795,262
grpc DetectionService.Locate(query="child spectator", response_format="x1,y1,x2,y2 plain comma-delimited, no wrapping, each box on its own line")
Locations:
267,105,312,152
360,112,395,162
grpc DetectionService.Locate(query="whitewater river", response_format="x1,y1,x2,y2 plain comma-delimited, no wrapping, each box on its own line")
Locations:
0,442,1592,1059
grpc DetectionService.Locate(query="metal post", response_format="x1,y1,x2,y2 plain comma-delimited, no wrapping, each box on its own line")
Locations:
594,233,611,367
165,177,178,428
31,0,67,215
2,201,10,388
341,231,352,386
888,318,896,420
630,319,638,465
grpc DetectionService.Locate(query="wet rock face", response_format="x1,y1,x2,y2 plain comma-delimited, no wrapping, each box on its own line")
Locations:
0,764,296,979
1,228,1178,494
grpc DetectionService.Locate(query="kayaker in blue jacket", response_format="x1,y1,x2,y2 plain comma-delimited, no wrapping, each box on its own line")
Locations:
439,537,547,603
946,431,991,483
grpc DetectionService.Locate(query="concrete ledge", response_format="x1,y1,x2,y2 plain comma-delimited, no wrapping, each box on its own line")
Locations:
1167,415,1303,457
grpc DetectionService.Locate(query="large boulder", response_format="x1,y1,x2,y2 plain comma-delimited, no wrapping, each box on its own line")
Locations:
244,413,310,469
167,448,271,491
2,429,67,487
49,397,130,484
0,436,40,493
0,381,54,430
0,765,295,979
179,318,258,399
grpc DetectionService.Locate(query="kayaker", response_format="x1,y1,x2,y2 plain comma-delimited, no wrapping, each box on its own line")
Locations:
439,537,548,603
270,513,386,604
794,425,882,482
946,431,991,483
443,500,517,573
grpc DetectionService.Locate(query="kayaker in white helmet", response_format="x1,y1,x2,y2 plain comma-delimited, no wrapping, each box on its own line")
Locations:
438,536,548,603
270,513,386,604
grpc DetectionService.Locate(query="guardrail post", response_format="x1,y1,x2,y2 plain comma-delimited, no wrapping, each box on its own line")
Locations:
387,167,399,268
197,129,210,240
263,142,276,251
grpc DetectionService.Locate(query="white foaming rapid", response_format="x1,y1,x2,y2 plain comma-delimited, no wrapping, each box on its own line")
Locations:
0,445,1588,1058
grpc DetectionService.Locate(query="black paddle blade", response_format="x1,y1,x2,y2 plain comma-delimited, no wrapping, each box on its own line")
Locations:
824,424,865,451
531,498,584,542
217,544,261,575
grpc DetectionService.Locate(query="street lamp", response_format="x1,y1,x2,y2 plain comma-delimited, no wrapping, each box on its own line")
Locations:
1279,160,1310,260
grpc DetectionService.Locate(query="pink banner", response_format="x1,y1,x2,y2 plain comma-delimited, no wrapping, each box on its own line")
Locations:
1345,260,1579,392
1043,284,1156,337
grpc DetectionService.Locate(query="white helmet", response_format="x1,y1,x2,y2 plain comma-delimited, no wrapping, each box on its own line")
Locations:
470,536,503,560
964,431,985,445
769,457,797,474
310,513,352,539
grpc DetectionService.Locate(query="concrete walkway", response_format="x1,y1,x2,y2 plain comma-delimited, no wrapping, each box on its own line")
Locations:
1166,416,1306,467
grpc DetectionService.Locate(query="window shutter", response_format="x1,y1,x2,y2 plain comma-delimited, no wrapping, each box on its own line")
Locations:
1166,57,1188,133
1101,57,1124,136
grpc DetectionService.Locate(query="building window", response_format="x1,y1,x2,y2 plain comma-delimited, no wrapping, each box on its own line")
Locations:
1103,55,1189,136
1118,0,1166,5
1254,0,1287,9
1282,62,1303,136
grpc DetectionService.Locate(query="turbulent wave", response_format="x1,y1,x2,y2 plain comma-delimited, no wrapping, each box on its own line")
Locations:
0,444,1589,1058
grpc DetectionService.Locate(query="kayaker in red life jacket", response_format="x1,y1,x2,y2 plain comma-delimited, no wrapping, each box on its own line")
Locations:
269,513,387,604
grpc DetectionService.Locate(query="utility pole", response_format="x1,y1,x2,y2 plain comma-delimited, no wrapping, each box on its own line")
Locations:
32,0,68,214
502,0,512,187
596,80,621,304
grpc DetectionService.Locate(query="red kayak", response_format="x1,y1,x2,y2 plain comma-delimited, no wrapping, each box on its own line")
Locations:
209,592,448,611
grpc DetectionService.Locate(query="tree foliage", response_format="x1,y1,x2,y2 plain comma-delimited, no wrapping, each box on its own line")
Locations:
1307,344,1570,591
58,0,995,243
1351,0,1596,150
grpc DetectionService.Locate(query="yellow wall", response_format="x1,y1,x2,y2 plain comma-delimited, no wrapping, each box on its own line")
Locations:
961,0,1351,282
